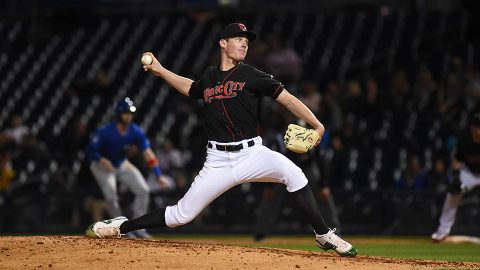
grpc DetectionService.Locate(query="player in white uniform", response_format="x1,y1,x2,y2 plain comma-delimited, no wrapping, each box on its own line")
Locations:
432,113,480,242
86,23,357,257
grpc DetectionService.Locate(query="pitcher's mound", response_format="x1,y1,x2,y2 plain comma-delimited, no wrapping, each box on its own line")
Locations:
0,236,477,269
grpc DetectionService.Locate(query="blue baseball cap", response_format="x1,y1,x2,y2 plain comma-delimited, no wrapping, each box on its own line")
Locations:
115,97,136,115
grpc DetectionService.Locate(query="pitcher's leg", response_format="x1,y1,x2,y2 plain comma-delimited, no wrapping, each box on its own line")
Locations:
235,146,329,234
90,162,122,217
235,146,308,192
119,165,237,234
234,146,356,256
120,208,167,233
117,161,150,218
291,184,330,234
433,192,463,241
165,166,237,227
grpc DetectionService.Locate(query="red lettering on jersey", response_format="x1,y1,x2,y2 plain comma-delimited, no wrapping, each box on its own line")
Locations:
203,81,246,103
224,81,233,95
237,82,245,90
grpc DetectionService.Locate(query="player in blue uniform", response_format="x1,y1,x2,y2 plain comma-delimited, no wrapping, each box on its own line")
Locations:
86,97,166,238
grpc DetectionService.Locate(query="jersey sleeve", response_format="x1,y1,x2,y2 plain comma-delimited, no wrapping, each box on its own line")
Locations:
133,124,151,151
249,68,284,99
86,129,104,161
189,68,213,99
188,80,203,99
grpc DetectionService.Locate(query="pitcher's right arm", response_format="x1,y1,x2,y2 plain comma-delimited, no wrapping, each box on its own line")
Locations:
141,52,194,96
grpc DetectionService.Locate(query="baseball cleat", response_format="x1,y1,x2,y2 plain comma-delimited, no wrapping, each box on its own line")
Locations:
431,232,448,243
85,216,128,238
315,229,358,257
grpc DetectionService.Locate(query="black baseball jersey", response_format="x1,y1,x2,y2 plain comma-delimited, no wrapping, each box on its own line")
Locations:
188,62,284,142
455,132,480,173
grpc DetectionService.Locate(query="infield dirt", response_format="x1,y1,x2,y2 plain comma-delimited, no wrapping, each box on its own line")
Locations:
0,236,479,270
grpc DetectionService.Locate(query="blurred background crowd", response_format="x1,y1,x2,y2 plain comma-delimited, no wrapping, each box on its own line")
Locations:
0,0,479,236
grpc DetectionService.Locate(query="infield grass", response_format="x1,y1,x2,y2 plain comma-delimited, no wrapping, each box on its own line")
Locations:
155,234,480,263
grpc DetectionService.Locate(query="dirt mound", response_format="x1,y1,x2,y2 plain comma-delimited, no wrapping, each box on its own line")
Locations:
0,236,478,270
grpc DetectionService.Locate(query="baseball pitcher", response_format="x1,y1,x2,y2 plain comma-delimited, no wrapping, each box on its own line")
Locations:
86,23,357,256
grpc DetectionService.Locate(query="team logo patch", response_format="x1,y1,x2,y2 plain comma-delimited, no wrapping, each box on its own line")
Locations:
203,81,246,103
238,23,247,31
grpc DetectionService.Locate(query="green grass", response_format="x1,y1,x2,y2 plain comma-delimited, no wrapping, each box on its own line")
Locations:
258,241,480,262
353,241,480,262
154,234,480,263
260,237,480,262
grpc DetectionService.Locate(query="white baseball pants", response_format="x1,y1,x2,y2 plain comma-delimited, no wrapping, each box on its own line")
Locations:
434,167,480,237
90,160,150,218
165,136,308,227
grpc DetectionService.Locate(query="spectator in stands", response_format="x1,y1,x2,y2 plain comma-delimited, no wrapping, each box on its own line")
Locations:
320,81,343,133
362,78,384,133
0,134,15,192
156,139,186,192
437,72,462,115
414,67,437,113
388,70,412,114
0,134,15,231
450,56,467,89
92,70,113,96
15,133,51,171
435,70,469,137
58,119,89,166
71,69,112,98
395,154,426,190
299,81,322,115
342,80,364,116
4,115,28,145
425,157,449,193
264,34,302,87
158,139,185,174
323,133,349,189
340,114,358,149
365,78,379,105
244,39,267,70
466,69,480,98
127,143,177,210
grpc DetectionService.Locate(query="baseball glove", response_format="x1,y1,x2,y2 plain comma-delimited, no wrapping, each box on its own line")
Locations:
284,124,321,154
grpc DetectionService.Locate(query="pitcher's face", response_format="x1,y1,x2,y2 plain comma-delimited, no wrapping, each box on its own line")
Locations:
221,35,249,61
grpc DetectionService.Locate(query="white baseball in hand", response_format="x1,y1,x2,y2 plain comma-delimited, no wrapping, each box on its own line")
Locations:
141,54,153,65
